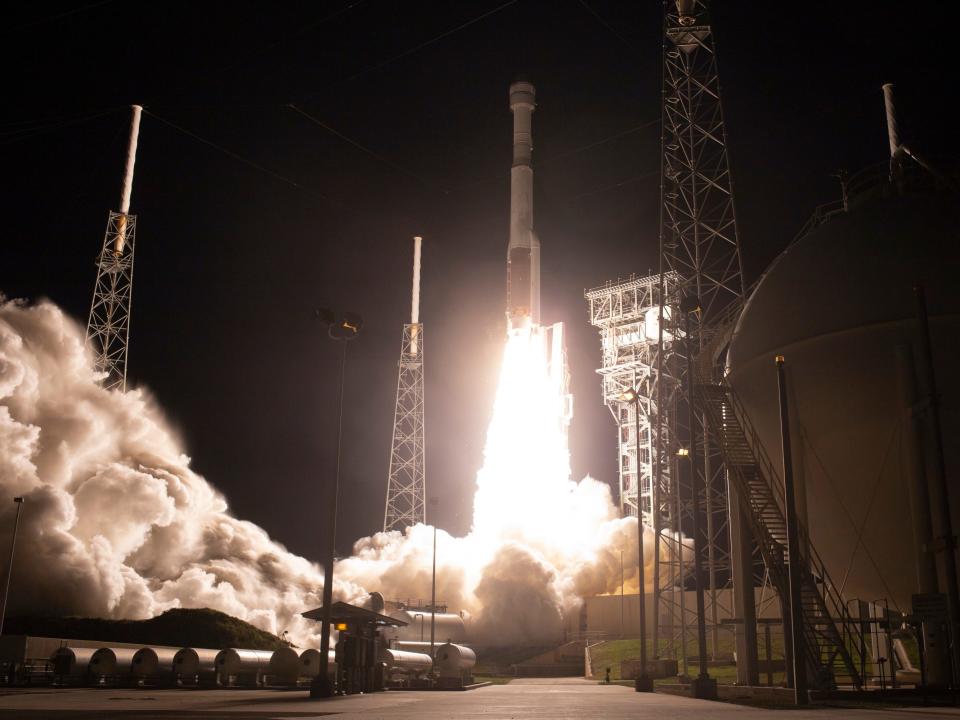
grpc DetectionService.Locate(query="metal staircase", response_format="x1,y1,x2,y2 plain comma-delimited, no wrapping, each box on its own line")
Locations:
696,380,865,688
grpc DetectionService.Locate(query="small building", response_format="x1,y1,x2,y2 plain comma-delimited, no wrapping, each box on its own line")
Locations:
302,601,406,695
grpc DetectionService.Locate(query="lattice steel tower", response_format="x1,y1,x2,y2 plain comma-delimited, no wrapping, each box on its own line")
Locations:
86,105,143,392
383,236,427,532
656,0,746,666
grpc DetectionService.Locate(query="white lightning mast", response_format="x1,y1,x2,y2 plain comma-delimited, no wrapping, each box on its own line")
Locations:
86,105,142,391
384,237,427,532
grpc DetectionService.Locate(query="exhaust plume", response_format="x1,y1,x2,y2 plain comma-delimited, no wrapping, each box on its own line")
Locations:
0,297,677,647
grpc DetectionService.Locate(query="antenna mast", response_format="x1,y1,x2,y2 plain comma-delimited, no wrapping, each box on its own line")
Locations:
384,237,427,532
86,105,143,391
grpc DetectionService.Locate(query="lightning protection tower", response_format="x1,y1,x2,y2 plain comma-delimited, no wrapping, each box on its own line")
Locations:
656,0,746,668
86,105,143,392
383,236,427,532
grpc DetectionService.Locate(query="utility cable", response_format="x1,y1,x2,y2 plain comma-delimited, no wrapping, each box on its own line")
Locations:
575,0,633,47
287,104,448,194
3,0,117,35
144,110,340,207
299,0,519,102
0,107,123,146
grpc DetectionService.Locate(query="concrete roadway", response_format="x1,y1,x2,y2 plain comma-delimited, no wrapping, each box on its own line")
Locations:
2,678,959,719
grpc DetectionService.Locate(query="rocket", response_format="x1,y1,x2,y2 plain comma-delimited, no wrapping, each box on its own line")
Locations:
506,80,540,331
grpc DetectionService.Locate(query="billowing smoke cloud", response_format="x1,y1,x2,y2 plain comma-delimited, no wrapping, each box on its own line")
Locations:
0,297,674,648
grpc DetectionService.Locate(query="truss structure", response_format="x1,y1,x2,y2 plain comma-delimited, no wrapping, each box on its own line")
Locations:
383,323,426,532
585,273,679,523
657,0,745,666
86,211,137,392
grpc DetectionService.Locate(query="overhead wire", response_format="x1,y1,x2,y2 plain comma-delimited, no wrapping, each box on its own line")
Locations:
299,0,520,102
287,104,449,194
0,107,124,146
143,110,341,208
3,0,117,36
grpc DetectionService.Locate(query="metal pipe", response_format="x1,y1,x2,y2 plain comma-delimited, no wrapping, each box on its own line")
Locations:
776,355,808,705
895,345,938,594
119,105,142,215
430,520,437,667
620,550,624,639
410,236,422,356
882,83,900,158
313,338,350,698
115,105,142,256
0,497,24,636
634,396,652,692
683,303,714,698
913,284,960,688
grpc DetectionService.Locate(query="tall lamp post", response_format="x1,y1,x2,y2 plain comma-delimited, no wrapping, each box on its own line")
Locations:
0,497,25,637
620,388,652,692
311,309,363,699
680,295,717,700
429,496,439,676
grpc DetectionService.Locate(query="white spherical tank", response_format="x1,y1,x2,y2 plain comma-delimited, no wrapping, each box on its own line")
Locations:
727,177,960,611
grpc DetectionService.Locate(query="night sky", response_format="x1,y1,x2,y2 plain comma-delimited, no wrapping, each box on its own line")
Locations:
2,1,955,563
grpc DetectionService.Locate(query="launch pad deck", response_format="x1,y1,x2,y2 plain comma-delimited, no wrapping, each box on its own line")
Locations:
2,678,958,719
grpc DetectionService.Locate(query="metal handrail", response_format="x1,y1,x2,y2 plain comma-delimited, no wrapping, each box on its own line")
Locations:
701,378,864,686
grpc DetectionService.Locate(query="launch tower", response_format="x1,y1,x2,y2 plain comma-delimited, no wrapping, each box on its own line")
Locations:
86,105,143,392
654,0,745,669
383,237,427,532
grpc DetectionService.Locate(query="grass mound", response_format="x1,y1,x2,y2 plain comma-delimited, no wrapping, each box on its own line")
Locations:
4,608,289,650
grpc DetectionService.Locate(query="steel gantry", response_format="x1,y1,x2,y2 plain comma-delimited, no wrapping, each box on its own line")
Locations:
86,106,143,393
656,0,746,670
384,238,427,532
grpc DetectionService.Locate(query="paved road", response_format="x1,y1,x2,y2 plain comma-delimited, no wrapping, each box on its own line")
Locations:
1,678,959,719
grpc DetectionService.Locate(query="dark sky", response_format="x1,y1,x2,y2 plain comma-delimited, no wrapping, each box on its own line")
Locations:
2,1,955,562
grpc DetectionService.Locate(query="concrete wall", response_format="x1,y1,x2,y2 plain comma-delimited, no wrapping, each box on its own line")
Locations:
583,588,782,639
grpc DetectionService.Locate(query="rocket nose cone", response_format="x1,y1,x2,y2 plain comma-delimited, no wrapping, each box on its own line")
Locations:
509,80,536,110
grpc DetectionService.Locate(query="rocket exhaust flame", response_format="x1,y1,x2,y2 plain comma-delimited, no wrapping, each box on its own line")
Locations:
0,297,681,647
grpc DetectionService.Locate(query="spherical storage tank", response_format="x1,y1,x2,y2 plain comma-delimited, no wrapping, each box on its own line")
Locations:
727,167,960,611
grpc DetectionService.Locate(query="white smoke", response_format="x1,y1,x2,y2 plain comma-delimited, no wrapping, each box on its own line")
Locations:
0,297,670,648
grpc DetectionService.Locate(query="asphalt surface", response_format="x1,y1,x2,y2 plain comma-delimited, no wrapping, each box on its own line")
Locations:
2,678,960,719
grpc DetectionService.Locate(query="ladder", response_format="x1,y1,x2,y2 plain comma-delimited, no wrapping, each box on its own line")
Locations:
696,380,865,688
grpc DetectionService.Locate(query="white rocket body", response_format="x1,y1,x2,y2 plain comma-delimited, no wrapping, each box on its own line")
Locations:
507,81,540,331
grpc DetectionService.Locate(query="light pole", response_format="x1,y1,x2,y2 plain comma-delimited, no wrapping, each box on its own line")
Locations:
680,295,716,700
311,310,362,699
620,550,624,639
0,497,25,637
429,496,439,676
620,388,652,692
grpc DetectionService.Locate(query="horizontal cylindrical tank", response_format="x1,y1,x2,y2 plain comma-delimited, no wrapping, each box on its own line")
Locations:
379,648,432,675
51,647,97,676
435,643,476,678
89,648,138,678
268,647,300,683
386,610,467,644
215,648,272,684
298,648,336,678
173,648,218,679
131,647,178,677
